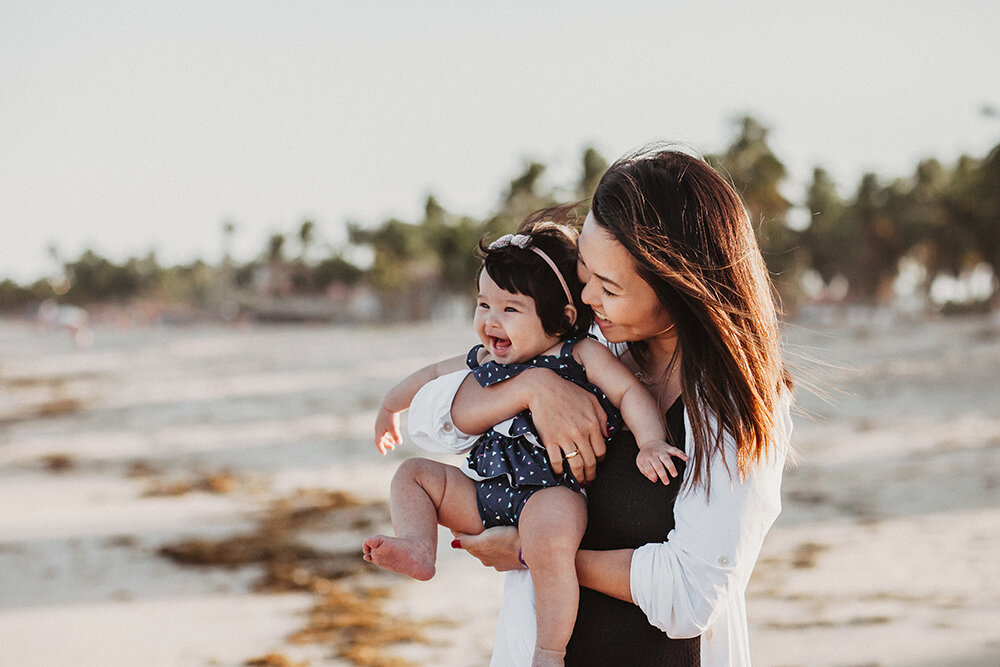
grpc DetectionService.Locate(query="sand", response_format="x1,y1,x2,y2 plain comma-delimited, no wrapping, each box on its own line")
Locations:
1,313,998,666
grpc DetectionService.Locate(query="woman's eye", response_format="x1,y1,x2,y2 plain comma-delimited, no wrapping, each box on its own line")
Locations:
602,287,617,297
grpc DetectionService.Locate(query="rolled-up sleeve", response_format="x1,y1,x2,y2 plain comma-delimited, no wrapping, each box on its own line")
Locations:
408,369,479,454
629,396,791,642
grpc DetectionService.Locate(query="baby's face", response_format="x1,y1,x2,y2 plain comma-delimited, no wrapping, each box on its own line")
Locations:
474,270,561,364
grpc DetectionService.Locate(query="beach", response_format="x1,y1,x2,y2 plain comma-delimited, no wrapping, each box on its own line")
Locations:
1,314,998,666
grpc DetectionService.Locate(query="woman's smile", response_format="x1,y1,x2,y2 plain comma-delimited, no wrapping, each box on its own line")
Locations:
577,212,674,345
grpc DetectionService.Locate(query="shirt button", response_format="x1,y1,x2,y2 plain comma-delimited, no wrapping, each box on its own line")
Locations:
443,421,454,432
718,556,729,567
705,629,714,640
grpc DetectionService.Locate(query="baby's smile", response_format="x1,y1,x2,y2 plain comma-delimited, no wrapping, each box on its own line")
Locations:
489,335,513,357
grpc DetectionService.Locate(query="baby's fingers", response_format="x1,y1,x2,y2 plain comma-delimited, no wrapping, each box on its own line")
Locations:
377,433,397,455
637,454,667,484
638,461,659,483
651,458,673,485
660,454,679,479
665,445,689,462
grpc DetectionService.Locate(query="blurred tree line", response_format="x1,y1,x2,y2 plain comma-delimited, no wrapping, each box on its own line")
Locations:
2,116,998,320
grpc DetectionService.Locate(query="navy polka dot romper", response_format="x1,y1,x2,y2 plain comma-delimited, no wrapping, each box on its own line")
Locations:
465,337,623,528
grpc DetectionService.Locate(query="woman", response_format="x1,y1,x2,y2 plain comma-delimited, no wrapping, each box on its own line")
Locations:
409,147,793,665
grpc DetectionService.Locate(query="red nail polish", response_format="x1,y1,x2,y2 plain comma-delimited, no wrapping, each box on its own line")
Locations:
451,539,461,549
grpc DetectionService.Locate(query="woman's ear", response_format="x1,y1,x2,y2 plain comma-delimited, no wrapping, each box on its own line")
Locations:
563,304,578,327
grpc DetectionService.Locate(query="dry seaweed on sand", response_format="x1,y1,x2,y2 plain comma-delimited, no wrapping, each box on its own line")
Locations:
292,582,428,667
41,452,75,472
244,653,309,667
142,470,244,497
157,488,378,583
159,487,428,666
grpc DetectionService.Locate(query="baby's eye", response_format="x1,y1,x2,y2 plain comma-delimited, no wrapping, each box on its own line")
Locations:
477,302,489,309
504,306,519,313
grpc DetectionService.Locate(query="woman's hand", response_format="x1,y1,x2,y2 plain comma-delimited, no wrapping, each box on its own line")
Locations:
374,406,401,454
523,368,609,485
451,526,524,571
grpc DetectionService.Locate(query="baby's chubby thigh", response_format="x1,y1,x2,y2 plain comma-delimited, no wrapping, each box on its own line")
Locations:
517,486,587,568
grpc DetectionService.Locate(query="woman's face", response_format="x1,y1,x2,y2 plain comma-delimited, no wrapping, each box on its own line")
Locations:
576,211,674,344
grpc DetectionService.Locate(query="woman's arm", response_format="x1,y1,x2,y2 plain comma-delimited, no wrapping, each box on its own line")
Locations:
454,526,635,603
629,396,792,636
575,548,634,602
458,396,790,634
451,525,634,602
407,366,607,466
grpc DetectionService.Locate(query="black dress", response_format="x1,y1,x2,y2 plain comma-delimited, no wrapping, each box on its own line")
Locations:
564,396,701,666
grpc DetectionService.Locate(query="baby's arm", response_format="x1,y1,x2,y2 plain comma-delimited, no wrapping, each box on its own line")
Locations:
573,339,687,484
376,354,468,454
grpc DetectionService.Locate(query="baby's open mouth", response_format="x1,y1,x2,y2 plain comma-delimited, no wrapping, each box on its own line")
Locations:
490,336,512,354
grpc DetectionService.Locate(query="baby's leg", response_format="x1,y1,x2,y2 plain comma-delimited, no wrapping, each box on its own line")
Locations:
363,457,482,580
518,486,587,667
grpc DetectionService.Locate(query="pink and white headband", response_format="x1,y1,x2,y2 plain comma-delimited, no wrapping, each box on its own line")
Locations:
487,233,574,306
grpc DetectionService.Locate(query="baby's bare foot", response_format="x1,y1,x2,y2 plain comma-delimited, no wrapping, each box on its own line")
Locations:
532,647,565,667
362,534,435,580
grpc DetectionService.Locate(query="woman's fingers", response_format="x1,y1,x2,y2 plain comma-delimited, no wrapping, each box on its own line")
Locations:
545,436,594,484
532,385,608,484
545,441,565,476
451,527,522,571
570,435,600,486
587,391,611,442
546,441,583,479
567,394,607,485
565,444,589,485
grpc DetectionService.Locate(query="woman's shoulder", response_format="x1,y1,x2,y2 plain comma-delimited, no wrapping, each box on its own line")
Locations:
680,388,793,480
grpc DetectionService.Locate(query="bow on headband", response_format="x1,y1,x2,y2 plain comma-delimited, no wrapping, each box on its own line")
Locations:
484,233,574,305
488,233,532,250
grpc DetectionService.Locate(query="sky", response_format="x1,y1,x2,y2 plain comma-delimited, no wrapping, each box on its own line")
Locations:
2,1,999,283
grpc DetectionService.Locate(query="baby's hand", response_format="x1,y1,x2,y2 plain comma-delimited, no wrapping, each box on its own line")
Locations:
375,406,401,455
635,439,688,485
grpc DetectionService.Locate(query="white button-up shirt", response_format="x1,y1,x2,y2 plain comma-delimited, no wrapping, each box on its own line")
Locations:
409,369,792,666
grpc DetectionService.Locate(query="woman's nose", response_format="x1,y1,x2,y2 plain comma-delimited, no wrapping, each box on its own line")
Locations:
580,276,598,307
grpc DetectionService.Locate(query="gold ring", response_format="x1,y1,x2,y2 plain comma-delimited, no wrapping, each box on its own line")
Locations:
564,450,580,460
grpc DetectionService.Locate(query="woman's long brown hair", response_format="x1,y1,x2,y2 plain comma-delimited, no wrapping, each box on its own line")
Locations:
591,147,793,492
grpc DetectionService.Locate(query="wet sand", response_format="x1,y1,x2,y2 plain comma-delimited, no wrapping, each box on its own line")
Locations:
1,314,998,665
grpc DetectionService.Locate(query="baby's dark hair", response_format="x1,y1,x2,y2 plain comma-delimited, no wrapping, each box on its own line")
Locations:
477,212,593,339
